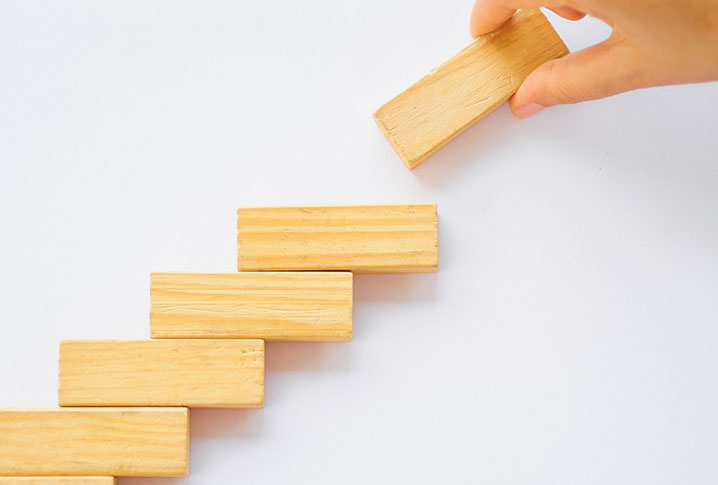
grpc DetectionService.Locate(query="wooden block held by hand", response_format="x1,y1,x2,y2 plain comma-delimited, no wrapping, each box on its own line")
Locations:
237,204,438,273
0,478,116,485
374,9,569,169
151,272,352,342
0,408,189,477
59,340,264,408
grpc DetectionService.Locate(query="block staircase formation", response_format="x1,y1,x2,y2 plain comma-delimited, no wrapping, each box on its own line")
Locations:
0,204,438,482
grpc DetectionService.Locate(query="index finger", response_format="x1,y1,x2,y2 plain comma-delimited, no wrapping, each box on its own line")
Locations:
470,0,568,37
470,1,517,38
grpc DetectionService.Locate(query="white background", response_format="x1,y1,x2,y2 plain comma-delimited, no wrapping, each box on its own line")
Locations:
1,1,717,484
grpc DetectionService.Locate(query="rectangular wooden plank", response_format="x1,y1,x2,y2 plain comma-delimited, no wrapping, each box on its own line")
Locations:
0,408,189,477
374,9,569,169
237,204,438,273
150,272,352,342
0,478,116,485
59,340,264,408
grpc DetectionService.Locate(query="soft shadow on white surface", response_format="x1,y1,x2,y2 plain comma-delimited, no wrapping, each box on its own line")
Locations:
120,478,188,485
265,342,351,373
190,408,264,440
352,273,439,342
411,103,516,187
353,273,437,304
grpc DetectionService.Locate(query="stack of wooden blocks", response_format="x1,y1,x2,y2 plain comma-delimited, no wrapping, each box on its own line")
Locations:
0,9,569,481
0,204,438,483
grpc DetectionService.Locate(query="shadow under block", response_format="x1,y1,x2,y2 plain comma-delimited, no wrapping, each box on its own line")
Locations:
374,9,569,169
0,479,116,485
237,204,438,273
0,408,189,477
59,340,264,408
150,272,353,342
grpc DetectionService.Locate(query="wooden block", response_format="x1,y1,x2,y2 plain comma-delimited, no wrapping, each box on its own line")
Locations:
59,340,264,408
237,204,438,273
374,9,569,169
0,408,189,477
150,272,352,342
0,478,116,485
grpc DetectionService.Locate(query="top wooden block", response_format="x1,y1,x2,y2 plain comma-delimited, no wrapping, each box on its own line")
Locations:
374,9,569,169
237,204,438,273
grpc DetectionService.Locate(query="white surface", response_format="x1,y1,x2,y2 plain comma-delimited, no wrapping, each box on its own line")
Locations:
1,1,717,484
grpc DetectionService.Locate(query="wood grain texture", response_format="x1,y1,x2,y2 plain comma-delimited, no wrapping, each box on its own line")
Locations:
237,204,438,273
151,272,352,342
0,408,189,477
59,340,264,408
374,9,569,169
0,478,116,485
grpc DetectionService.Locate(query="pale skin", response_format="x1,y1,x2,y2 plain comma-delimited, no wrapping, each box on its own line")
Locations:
470,0,718,118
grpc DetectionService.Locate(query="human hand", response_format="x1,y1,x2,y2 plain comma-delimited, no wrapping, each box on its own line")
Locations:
470,0,718,118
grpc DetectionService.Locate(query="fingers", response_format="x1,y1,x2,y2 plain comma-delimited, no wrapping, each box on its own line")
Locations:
510,35,646,118
548,6,586,21
471,1,586,37
470,0,642,117
470,1,517,38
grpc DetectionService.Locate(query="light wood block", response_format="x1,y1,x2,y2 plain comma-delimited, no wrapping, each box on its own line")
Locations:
150,272,352,342
237,204,438,273
59,340,264,408
374,9,569,169
0,478,116,485
0,408,189,477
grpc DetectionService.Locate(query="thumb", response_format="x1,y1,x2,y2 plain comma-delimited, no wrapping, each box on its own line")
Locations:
510,35,646,118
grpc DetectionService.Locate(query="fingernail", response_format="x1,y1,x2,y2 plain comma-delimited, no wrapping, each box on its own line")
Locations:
514,103,545,119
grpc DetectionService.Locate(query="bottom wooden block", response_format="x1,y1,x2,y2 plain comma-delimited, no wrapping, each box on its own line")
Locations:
0,408,189,477
0,479,116,485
